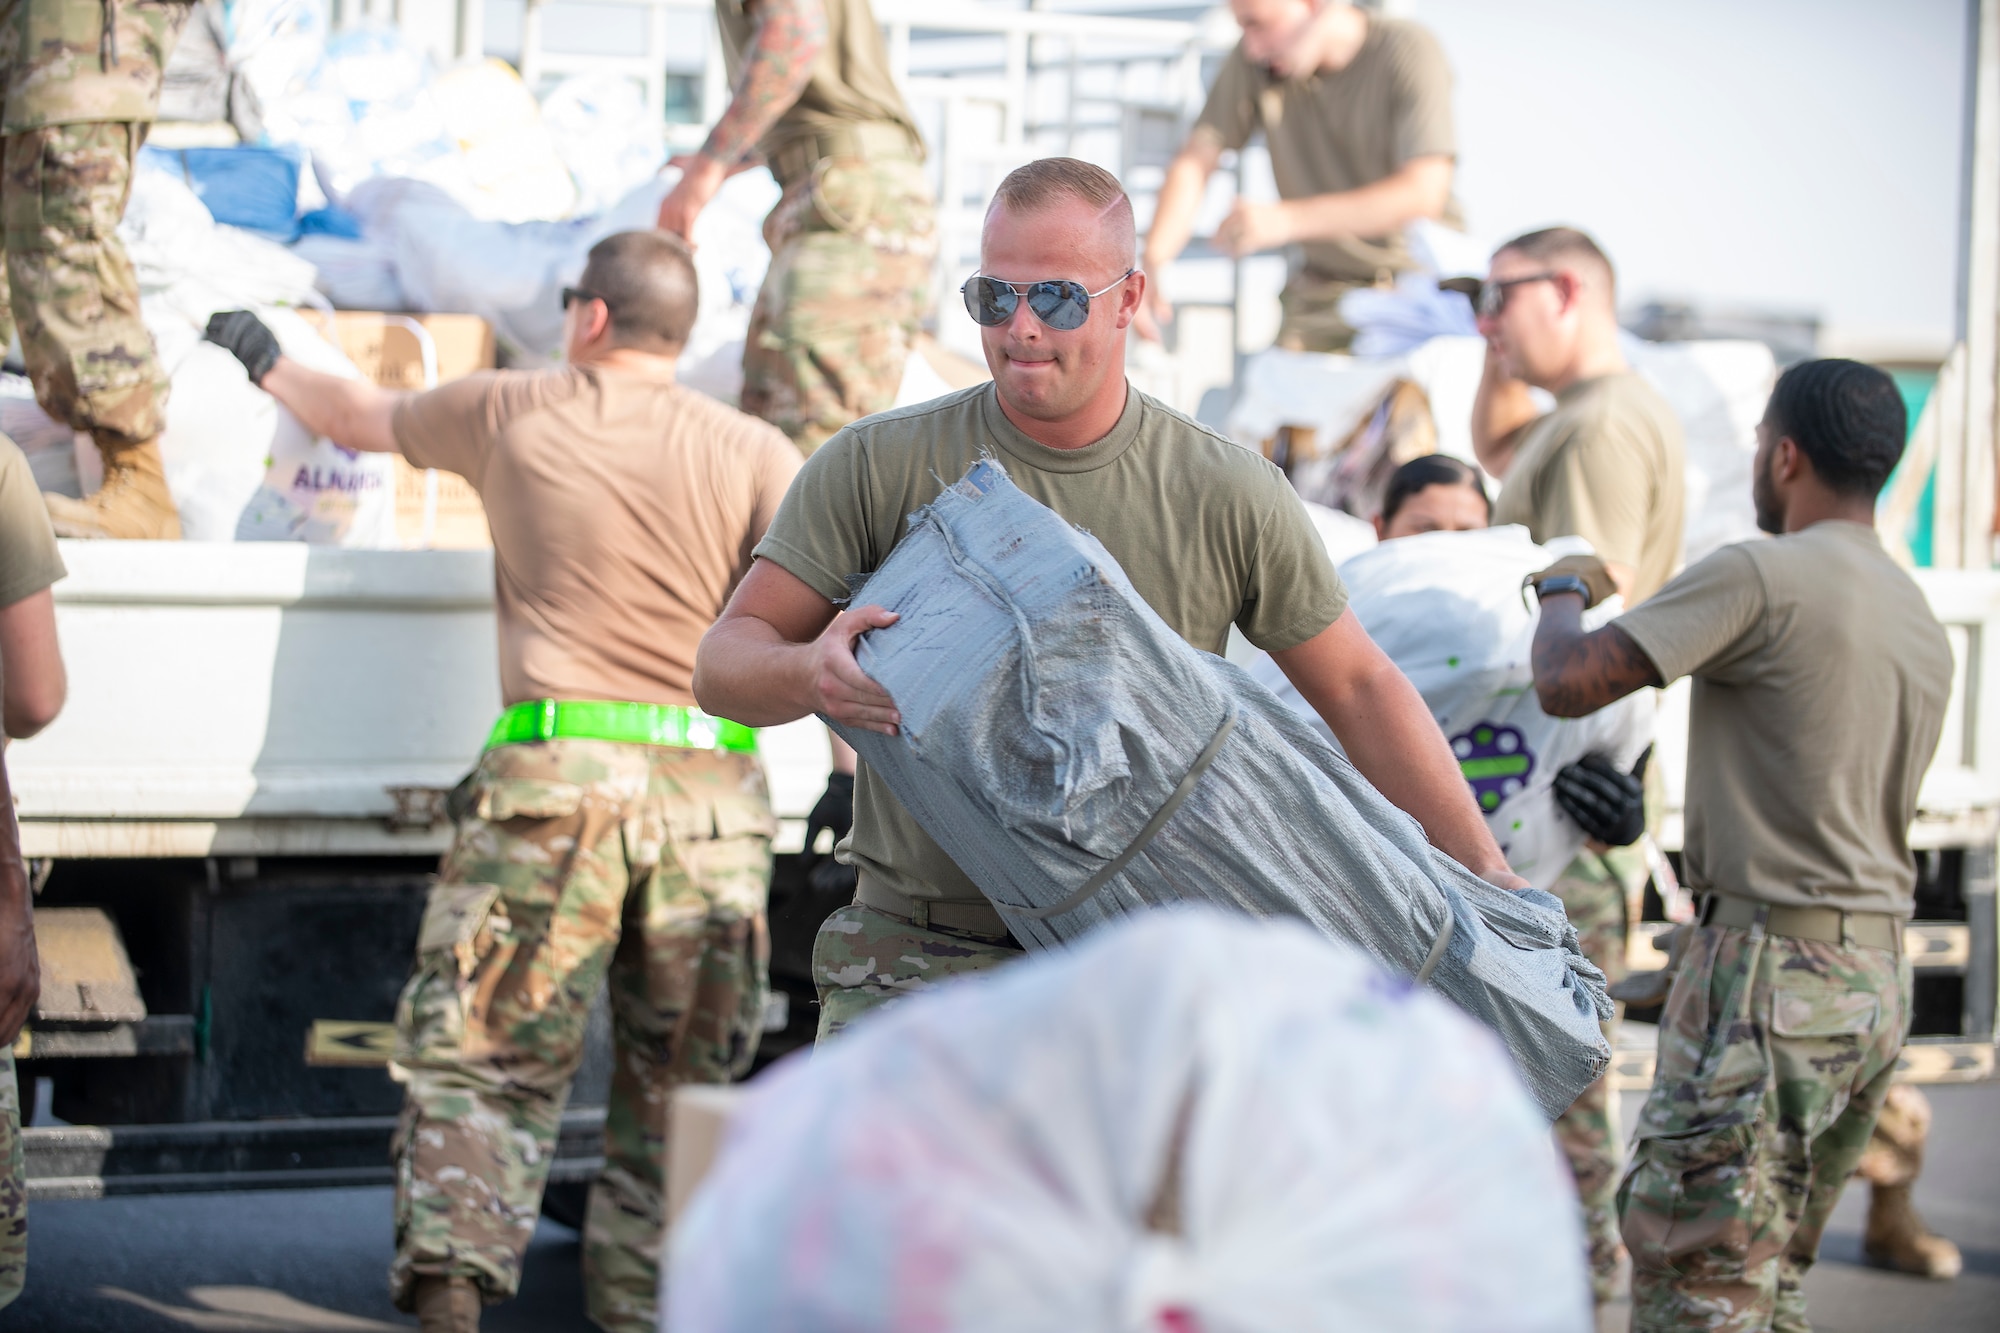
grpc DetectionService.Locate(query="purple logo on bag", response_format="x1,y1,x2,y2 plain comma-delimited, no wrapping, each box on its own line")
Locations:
1451,722,1534,812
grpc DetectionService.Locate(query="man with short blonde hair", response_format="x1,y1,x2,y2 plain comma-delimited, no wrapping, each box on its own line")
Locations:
695,157,1524,1036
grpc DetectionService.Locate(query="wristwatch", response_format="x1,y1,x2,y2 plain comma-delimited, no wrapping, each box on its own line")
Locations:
1534,574,1593,604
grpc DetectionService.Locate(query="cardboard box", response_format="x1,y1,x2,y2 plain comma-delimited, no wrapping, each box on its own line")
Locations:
300,310,496,549
667,1084,745,1227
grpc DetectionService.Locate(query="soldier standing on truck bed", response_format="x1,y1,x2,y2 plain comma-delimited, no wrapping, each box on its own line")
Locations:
0,431,67,1306
1468,223,1684,1310
1137,0,1461,353
655,0,936,883
693,157,1526,1038
1,0,191,539
202,231,802,1333
656,0,935,455
1526,358,1951,1332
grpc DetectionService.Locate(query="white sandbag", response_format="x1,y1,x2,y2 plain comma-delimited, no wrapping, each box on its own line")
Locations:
834,460,1611,1119
430,60,578,224
291,233,408,311
539,74,668,218
347,166,779,369
1623,335,1773,565
1303,499,1378,563
155,307,395,546
122,165,322,324
1338,272,1477,358
1249,526,1653,890
668,908,1590,1333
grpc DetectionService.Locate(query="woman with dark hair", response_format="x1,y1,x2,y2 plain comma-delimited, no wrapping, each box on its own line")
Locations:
1374,454,1491,540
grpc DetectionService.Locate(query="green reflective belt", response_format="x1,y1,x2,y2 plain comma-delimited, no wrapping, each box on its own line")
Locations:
485,699,757,753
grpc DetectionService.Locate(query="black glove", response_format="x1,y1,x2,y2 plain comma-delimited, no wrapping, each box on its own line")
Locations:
1554,749,1647,847
803,773,854,856
204,310,282,385
803,773,858,897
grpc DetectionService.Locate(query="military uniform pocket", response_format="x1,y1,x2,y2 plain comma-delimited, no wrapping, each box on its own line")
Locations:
1771,983,1879,1039
395,882,509,1065
415,883,503,977
473,777,584,823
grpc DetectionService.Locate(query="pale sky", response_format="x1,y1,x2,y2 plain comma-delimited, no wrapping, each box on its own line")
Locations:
1413,0,1971,354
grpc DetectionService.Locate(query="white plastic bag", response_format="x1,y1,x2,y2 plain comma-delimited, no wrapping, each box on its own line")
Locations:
1250,526,1653,889
347,166,779,372
668,908,1589,1333
154,307,396,546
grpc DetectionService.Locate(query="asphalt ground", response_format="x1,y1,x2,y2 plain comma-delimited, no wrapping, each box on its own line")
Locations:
15,1081,2000,1331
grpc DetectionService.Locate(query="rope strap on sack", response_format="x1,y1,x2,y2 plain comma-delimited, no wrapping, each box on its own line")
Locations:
1015,706,1238,923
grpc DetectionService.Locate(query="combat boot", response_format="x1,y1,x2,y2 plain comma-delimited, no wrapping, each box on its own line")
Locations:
411,1275,483,1332
1864,1181,1962,1279
44,436,181,539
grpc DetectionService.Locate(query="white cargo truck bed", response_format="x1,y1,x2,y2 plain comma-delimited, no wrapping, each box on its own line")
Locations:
10,542,829,859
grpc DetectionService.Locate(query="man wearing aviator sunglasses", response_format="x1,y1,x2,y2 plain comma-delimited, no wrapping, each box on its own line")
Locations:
698,157,1527,1043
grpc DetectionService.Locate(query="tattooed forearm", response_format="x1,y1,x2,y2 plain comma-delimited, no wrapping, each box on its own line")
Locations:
1531,597,1663,718
701,0,828,165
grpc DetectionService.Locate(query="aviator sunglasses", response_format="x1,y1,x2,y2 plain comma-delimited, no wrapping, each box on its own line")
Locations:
961,269,1136,331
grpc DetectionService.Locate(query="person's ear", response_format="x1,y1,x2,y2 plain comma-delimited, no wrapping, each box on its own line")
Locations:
1774,435,1805,484
1554,270,1581,315
587,300,613,346
1114,269,1144,331
1372,513,1389,540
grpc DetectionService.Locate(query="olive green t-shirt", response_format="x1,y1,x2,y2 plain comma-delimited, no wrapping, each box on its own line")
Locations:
1492,372,1686,605
713,0,921,173
1615,522,1952,918
754,382,1349,922
0,435,63,608
1191,16,1460,284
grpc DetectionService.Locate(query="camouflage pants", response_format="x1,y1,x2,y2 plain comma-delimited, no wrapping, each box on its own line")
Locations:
1619,922,1908,1332
810,902,1022,1041
0,121,167,448
1550,850,1633,1307
741,155,937,454
388,739,775,1333
0,1049,22,1309
1854,1082,1930,1188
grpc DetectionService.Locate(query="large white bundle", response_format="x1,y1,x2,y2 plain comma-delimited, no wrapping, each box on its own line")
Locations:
833,460,1611,1118
667,909,1591,1333
344,167,778,373
1250,526,1653,889
148,308,396,546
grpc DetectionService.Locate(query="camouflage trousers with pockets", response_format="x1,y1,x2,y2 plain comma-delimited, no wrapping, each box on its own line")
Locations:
1550,848,1635,1307
387,738,775,1333
741,154,937,455
0,1048,23,1309
0,121,168,447
810,901,1022,1041
1619,921,1908,1332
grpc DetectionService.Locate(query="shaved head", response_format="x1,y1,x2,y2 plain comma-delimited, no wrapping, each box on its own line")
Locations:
578,230,700,353
1493,226,1617,307
987,157,1135,278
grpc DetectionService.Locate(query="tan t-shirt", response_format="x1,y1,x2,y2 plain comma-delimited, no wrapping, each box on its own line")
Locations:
394,365,801,709
1615,522,1952,917
1492,372,1686,605
714,0,921,175
756,382,1350,922
0,435,63,609
1192,16,1459,284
